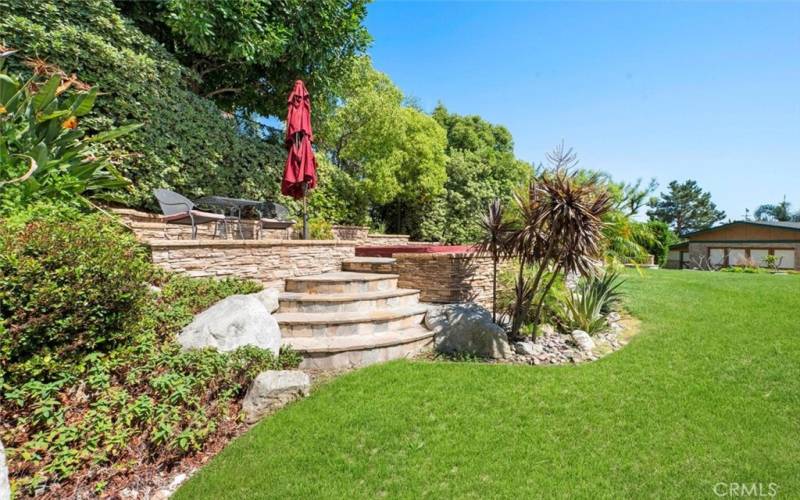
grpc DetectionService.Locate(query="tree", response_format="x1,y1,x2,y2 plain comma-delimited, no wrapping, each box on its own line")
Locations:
314,58,448,229
413,105,531,242
647,180,726,235
754,197,799,222
432,104,514,153
116,0,371,117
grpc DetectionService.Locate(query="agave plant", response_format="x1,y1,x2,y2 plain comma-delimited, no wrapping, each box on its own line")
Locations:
560,271,624,334
0,52,141,212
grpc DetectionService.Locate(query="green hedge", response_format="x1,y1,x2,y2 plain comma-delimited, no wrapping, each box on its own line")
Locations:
0,0,285,210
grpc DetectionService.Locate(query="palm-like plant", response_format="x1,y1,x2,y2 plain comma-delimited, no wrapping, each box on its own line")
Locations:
474,199,513,322
499,144,613,339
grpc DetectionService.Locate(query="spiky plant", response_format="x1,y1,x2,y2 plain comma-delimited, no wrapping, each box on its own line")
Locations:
474,199,513,323
561,271,624,334
502,144,614,339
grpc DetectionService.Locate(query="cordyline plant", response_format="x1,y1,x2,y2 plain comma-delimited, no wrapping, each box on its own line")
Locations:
477,144,613,339
475,199,513,322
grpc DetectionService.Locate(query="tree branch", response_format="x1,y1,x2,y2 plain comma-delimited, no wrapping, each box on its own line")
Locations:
205,87,242,98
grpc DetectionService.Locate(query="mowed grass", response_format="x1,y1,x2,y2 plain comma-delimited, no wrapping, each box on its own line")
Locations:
176,270,800,499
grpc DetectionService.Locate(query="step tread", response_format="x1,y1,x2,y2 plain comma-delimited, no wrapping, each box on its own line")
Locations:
342,257,397,264
286,326,434,353
279,288,418,303
275,305,428,325
286,271,398,282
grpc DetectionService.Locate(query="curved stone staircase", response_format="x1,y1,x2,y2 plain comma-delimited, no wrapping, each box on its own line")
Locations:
274,258,434,370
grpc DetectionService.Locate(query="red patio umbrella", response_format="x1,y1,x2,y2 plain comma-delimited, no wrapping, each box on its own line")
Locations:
281,80,317,239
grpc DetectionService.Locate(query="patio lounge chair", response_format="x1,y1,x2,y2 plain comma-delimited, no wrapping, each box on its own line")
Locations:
153,189,225,239
259,201,296,236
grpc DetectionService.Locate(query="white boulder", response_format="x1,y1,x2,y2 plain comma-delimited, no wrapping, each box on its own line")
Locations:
255,288,280,313
1,439,9,500
242,370,311,423
178,293,281,354
571,330,596,352
426,303,511,359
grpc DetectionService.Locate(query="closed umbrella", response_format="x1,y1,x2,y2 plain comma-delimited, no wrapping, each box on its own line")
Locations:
281,80,317,239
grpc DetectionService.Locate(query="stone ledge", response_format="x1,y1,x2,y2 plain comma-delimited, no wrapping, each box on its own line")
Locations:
367,234,410,239
147,239,359,249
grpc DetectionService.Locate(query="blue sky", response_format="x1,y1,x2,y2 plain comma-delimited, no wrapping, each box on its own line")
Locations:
365,1,800,220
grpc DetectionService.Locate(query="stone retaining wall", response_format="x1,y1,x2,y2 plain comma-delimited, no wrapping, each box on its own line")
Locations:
394,252,493,308
331,225,369,242
149,240,357,289
364,234,412,246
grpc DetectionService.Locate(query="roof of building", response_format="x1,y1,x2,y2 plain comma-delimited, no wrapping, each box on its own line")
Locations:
682,220,800,239
668,220,800,250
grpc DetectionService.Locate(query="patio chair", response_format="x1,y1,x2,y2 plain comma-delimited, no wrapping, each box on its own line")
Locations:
259,201,295,237
153,189,225,239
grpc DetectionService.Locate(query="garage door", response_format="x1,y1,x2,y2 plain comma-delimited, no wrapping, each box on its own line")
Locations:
709,249,725,266
749,249,769,267
727,248,746,266
774,249,795,269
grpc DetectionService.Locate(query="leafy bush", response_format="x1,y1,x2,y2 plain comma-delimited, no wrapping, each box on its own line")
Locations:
0,58,139,212
560,271,624,335
0,204,152,382
0,206,301,495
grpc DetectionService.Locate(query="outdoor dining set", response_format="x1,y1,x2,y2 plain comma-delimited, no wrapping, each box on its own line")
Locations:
153,188,295,240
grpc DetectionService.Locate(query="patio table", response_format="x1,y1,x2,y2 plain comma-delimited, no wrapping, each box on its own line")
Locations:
196,196,263,239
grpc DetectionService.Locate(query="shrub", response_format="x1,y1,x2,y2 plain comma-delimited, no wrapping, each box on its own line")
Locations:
560,271,624,335
0,207,301,495
0,58,139,212
0,204,152,382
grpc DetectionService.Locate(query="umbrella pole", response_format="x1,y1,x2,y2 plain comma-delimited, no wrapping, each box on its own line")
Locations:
302,181,309,240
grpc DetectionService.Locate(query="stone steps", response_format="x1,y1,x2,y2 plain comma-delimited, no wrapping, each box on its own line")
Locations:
284,271,398,294
289,327,434,370
279,288,420,313
276,267,433,369
275,305,428,338
341,257,397,274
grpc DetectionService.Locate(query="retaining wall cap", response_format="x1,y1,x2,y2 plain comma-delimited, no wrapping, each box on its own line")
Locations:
147,239,359,248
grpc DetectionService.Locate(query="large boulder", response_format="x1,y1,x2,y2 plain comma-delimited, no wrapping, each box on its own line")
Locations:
426,303,511,359
1,439,9,500
242,370,311,423
178,293,280,354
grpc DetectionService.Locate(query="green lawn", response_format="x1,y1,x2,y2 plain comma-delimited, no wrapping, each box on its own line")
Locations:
176,270,800,499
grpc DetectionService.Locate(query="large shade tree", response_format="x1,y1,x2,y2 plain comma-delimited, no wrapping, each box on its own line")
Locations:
415,105,532,243
647,180,726,236
116,0,371,117
313,58,447,229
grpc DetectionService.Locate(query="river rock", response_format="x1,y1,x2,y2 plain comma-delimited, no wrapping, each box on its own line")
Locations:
571,330,596,352
178,294,280,354
242,370,311,423
426,303,511,359
514,340,541,356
